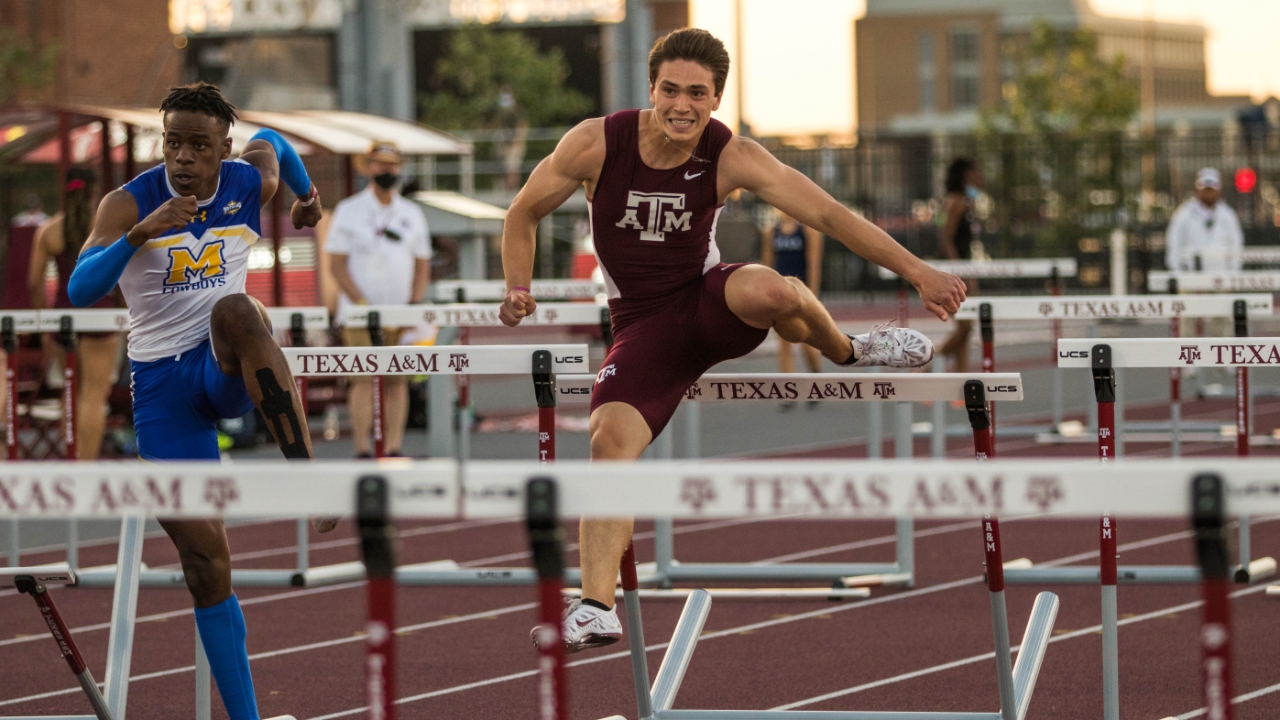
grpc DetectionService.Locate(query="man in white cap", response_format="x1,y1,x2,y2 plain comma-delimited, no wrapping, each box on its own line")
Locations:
327,140,432,457
1165,168,1243,274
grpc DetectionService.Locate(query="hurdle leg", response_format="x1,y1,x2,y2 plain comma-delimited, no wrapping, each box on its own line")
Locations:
67,519,78,571
894,400,915,587
619,543,654,719
61,321,77,460
1092,344,1120,720
650,589,712,714
294,518,309,578
1170,317,1182,457
980,303,995,449
981,517,1016,720
1234,298,1252,578
358,476,397,720
196,633,211,720
104,516,145,720
373,376,385,458
533,350,555,464
867,368,882,459
930,361,946,458
5,317,17,461
1192,473,1234,720
8,519,17,567
15,576,114,720
526,478,568,720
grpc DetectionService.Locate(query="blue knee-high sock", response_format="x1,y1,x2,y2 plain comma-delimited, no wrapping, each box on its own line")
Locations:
194,595,260,720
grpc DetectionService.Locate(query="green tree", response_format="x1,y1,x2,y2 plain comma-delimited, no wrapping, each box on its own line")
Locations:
982,20,1139,136
421,24,591,190
422,24,591,131
0,26,58,105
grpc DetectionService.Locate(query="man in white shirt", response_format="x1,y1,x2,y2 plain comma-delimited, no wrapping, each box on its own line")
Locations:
326,141,432,457
1165,168,1244,274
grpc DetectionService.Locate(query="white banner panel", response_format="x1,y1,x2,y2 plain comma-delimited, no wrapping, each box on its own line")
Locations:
1148,271,1280,293
954,294,1271,321
879,258,1076,280
283,344,589,376
343,302,604,328
1057,338,1280,368
556,372,1024,403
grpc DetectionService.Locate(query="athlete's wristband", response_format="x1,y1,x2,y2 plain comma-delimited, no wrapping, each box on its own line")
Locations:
299,186,319,207
68,235,139,307
512,286,530,294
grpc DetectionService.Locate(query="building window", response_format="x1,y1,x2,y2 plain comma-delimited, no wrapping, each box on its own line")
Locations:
951,29,980,110
919,33,936,112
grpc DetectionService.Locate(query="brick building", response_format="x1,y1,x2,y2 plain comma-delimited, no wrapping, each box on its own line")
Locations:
856,0,1246,135
0,0,181,107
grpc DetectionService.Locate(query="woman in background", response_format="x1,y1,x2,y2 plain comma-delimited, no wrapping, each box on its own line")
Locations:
28,168,123,459
761,210,824,409
935,157,983,373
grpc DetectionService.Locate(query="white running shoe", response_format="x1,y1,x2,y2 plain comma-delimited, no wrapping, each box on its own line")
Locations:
532,598,623,654
843,321,934,368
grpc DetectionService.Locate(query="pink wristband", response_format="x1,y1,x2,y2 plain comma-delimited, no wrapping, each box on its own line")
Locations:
512,286,530,293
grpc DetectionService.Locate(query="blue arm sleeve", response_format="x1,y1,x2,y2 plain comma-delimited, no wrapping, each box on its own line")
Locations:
248,128,313,198
67,237,138,307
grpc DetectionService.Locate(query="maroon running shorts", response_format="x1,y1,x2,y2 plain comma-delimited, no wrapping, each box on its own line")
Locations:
590,263,770,438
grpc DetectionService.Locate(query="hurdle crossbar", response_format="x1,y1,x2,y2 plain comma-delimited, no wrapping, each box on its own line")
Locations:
342,302,606,328
878,258,1076,280
429,279,604,302
0,307,329,334
1057,337,1280,368
556,372,1024,403
955,294,1271,321
1148,270,1280,293
282,344,589,376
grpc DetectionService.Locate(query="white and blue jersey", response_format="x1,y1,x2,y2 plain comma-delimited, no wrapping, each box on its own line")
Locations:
121,160,262,362
122,160,262,460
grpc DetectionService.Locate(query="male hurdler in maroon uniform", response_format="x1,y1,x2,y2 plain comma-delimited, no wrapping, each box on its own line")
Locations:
501,29,967,652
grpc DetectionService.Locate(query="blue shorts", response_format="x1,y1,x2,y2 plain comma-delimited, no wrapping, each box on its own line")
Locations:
130,338,255,460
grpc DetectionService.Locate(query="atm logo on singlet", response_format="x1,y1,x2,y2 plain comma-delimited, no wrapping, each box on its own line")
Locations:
615,191,693,241
164,240,227,294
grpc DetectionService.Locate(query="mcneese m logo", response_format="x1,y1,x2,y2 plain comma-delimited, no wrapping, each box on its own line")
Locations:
616,191,693,241
164,240,227,294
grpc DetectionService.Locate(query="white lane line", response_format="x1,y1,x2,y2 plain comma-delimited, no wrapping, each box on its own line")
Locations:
0,601,539,708
4,518,1270,710
771,584,1271,711
1164,681,1280,719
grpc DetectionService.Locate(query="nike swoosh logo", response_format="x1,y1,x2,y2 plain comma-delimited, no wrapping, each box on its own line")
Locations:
684,171,704,180
575,617,596,628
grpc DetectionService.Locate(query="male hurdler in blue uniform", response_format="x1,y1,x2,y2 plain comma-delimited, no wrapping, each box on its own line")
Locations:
68,82,334,720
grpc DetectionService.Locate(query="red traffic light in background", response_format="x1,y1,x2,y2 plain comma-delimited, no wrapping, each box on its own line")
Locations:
1235,168,1257,194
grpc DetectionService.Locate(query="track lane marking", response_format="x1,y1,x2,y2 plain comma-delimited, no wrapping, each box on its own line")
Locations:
1163,680,1280,719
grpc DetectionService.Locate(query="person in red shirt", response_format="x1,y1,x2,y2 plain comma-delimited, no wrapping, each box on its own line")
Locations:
501,28,966,652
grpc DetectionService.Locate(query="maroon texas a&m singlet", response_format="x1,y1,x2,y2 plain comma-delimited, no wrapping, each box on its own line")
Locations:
590,109,734,332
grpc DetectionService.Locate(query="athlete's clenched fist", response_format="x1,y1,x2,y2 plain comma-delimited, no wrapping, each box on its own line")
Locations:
127,195,199,247
500,287,536,327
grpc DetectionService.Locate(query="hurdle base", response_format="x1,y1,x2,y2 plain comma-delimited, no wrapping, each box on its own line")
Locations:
74,567,297,588
665,562,912,586
1266,584,1280,597
1004,558,1275,585
0,564,75,584
292,559,461,587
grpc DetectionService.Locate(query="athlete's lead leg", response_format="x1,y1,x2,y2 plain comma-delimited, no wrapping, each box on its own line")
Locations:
209,294,313,460
725,265,852,363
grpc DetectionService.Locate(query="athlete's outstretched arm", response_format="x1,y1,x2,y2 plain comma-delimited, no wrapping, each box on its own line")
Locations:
67,189,200,306
241,129,323,229
500,119,606,326
722,137,966,321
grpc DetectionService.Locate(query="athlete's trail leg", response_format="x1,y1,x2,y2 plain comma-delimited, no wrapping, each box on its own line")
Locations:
726,265,852,363
209,294,313,459
583,401,651,605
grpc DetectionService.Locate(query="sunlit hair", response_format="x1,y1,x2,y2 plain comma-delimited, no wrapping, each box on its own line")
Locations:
648,28,730,97
63,167,96,257
159,81,238,134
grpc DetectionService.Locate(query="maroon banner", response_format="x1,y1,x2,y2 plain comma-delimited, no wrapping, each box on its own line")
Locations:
372,375,384,459
1097,401,1115,462
538,407,555,463
982,516,1005,592
1100,514,1118,586
1236,368,1248,457
982,340,996,448
7,350,17,460
31,589,90,675
1200,578,1234,720
1169,318,1181,403
365,576,396,720
620,543,639,593
63,350,77,460
535,578,568,720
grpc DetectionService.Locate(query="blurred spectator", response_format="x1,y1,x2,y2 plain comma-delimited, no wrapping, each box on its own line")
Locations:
27,168,124,459
935,157,983,374
326,141,432,458
1165,168,1243,273
760,210,823,409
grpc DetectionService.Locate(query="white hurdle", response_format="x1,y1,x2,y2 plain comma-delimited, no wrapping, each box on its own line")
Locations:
1148,270,1280,293
878,257,1078,280
4,459,1277,720
953,293,1271,449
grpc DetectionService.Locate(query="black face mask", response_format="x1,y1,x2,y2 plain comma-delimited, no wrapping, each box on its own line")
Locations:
373,172,399,190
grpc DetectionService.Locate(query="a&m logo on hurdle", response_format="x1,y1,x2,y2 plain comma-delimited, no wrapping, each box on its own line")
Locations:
1180,345,1201,365
680,477,718,512
449,353,469,370
873,382,895,398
